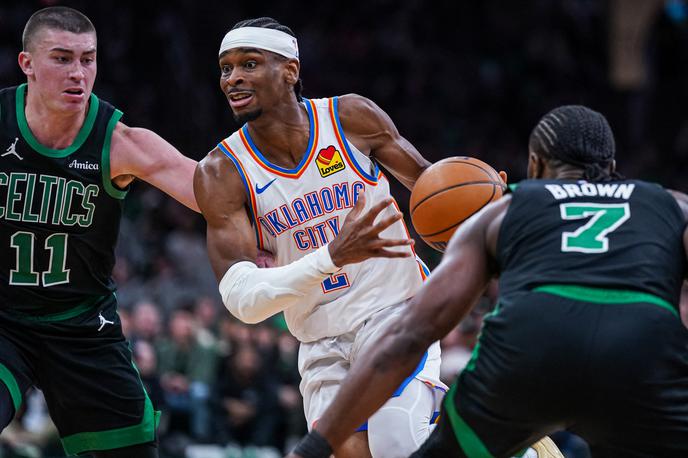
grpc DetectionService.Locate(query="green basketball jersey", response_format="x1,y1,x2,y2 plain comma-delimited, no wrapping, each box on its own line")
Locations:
497,179,687,309
0,84,127,316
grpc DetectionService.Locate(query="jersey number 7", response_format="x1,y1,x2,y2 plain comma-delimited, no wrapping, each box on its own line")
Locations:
560,203,630,254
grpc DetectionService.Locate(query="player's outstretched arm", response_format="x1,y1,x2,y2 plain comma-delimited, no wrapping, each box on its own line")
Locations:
109,123,200,212
337,94,431,190
287,196,511,458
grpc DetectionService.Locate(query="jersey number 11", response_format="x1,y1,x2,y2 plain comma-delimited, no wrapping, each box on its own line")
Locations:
9,231,70,286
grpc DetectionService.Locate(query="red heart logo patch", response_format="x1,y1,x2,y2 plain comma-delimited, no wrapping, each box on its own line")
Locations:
319,145,336,161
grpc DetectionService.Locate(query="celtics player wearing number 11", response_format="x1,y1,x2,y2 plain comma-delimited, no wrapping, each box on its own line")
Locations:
0,7,198,458
289,105,688,458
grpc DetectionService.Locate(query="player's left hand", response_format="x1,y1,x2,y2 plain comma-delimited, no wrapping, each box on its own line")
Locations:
498,170,507,184
328,194,414,267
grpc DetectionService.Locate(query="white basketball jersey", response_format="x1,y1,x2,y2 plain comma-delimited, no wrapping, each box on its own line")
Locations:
218,97,429,342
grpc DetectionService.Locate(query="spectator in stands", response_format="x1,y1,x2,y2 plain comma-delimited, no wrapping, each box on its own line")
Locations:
156,306,218,442
217,345,281,449
129,300,164,346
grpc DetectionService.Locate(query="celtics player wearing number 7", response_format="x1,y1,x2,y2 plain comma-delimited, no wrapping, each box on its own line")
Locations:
288,105,688,458
0,7,198,458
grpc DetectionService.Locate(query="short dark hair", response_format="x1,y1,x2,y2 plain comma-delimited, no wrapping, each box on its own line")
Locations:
529,105,622,181
23,6,96,51
230,17,303,102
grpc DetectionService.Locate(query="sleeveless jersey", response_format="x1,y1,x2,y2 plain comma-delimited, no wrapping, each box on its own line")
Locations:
0,84,127,317
497,179,686,309
218,97,429,342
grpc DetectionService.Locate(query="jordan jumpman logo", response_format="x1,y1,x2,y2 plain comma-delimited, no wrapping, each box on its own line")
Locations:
2,138,22,160
98,312,115,331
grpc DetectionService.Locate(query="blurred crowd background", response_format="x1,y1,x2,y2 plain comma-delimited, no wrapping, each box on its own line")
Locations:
0,0,687,457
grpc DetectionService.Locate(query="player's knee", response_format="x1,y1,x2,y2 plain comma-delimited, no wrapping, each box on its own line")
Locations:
90,441,158,458
369,433,423,458
368,380,435,458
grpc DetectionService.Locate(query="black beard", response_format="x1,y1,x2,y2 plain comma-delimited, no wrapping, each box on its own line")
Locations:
233,108,263,124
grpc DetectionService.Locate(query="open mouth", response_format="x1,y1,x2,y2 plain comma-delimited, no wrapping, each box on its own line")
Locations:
63,88,85,99
228,91,254,108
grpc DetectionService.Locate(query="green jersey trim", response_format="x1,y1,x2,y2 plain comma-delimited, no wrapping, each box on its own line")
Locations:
16,84,100,158
11,294,108,322
0,362,22,413
533,284,678,318
101,109,127,199
61,390,160,455
444,382,495,458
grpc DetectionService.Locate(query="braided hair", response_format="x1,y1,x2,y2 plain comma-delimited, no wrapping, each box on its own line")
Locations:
529,105,623,182
230,17,303,102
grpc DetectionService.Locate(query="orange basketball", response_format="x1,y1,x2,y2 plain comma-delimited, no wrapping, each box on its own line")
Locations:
410,156,506,252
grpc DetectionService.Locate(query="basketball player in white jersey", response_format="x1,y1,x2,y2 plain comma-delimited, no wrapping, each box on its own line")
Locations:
194,17,447,458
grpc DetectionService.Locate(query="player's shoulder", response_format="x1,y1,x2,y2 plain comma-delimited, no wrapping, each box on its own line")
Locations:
303,93,370,118
336,93,379,116
335,93,392,136
194,147,247,207
665,189,688,221
110,121,159,154
196,147,236,179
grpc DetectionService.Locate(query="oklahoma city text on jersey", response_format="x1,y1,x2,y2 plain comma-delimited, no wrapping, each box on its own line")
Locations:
216,96,428,342
258,180,365,251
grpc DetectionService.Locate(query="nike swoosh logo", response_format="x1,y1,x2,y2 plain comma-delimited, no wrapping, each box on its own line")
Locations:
255,178,277,194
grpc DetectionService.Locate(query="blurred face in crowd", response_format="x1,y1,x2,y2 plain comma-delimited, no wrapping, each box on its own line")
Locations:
233,345,261,380
194,297,217,328
170,310,195,343
220,316,252,346
219,47,299,123
18,27,97,115
133,301,162,340
134,340,157,376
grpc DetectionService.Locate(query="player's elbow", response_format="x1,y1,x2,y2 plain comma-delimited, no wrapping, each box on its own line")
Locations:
393,324,437,366
410,326,436,354
226,299,266,325
237,313,263,325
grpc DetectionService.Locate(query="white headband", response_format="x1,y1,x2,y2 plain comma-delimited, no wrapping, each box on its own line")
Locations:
219,27,299,60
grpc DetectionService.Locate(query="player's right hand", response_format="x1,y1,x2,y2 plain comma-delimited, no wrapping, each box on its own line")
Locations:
328,193,414,267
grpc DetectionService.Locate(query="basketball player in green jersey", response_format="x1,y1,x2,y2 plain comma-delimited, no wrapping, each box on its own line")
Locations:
0,7,198,458
289,106,688,457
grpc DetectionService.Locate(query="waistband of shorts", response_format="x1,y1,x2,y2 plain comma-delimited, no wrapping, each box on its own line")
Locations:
1,293,113,322
533,284,677,318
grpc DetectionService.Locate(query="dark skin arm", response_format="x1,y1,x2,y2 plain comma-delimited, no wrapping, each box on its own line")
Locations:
667,190,688,255
286,196,512,455
194,148,257,281
338,94,431,190
668,190,688,325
